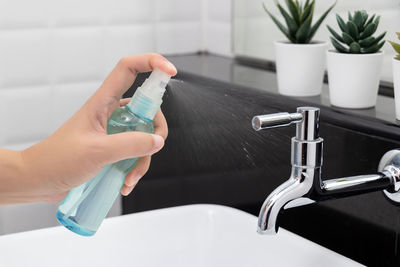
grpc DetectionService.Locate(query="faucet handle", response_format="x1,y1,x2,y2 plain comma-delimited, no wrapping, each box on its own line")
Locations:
252,107,321,141
252,112,303,131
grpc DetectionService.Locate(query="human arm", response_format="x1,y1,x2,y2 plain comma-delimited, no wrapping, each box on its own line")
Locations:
0,53,176,204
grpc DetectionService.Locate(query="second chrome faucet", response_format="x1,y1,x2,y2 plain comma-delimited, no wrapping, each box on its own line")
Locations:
252,107,400,235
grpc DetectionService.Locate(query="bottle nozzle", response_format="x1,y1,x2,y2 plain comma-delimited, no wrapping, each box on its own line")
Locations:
127,68,172,120
148,68,171,87
137,68,171,100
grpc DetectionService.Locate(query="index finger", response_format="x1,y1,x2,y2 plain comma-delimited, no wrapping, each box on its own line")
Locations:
96,53,177,101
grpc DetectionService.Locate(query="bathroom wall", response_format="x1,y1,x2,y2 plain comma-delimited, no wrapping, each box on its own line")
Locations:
233,0,400,82
204,0,232,57
0,0,232,235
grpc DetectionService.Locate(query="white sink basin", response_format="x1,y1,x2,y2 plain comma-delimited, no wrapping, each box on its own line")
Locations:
0,204,363,267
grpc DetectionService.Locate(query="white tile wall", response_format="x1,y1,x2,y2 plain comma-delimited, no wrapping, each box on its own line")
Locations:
104,0,154,25
156,0,202,22
233,0,400,82
52,27,107,83
205,0,233,56
156,22,203,54
0,86,53,145
104,24,155,67
52,81,102,129
0,29,51,87
0,0,53,30
0,0,232,235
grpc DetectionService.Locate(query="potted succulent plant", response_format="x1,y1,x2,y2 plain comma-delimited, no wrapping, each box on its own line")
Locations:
263,0,336,96
326,10,386,109
389,34,400,120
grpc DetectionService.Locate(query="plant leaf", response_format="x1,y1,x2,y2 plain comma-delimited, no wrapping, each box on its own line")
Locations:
348,11,353,21
349,42,361,53
327,25,344,43
303,0,310,10
306,0,336,42
374,15,381,27
365,14,375,26
353,11,363,28
263,2,295,43
359,36,375,47
396,32,400,41
360,10,368,24
296,6,313,43
285,0,301,25
360,10,368,31
300,0,314,23
342,32,355,45
276,2,299,36
359,22,377,39
362,40,385,53
389,40,400,54
364,31,386,47
347,21,359,40
330,37,348,53
336,14,348,33
298,0,304,14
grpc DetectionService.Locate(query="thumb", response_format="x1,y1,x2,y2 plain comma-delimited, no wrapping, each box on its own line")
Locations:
101,132,164,163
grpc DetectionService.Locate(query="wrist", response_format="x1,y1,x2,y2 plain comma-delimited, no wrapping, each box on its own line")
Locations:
0,149,29,204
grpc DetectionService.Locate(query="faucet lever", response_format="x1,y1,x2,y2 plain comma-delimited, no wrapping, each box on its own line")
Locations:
252,107,320,141
252,112,302,131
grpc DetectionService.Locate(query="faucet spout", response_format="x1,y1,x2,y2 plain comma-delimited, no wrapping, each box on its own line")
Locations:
258,178,298,234
258,168,317,234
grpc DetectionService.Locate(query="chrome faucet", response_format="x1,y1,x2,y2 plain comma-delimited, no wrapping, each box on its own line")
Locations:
252,107,400,235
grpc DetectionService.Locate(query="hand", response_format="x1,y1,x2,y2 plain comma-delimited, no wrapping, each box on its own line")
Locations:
5,53,177,204
117,99,168,196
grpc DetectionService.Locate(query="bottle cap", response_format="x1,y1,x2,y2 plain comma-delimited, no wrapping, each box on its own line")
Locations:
128,68,171,120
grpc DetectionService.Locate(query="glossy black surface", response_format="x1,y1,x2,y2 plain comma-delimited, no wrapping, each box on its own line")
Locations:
123,58,400,266
167,53,399,127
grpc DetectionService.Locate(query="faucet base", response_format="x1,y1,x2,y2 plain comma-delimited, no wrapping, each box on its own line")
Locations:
378,149,400,204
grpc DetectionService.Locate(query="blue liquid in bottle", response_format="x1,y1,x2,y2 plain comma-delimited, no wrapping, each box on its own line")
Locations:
57,69,171,236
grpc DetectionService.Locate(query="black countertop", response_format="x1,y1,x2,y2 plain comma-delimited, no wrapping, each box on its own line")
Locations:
167,53,399,128
162,54,400,229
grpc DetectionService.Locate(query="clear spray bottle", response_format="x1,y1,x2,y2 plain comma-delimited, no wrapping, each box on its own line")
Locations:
57,68,171,236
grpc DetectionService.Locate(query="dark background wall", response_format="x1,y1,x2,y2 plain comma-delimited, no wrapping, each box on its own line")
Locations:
123,71,400,267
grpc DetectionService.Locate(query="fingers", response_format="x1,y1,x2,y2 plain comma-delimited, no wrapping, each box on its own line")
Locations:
125,156,151,186
153,109,168,140
102,132,164,164
121,156,151,196
120,156,151,196
119,98,130,107
121,184,136,196
96,53,177,101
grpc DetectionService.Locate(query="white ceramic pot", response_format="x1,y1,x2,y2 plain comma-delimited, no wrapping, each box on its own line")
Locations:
275,41,328,96
393,58,400,120
327,51,384,109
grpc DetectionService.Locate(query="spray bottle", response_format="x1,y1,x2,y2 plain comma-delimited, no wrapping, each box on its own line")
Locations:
56,68,171,236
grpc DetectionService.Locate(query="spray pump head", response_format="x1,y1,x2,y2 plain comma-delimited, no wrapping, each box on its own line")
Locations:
128,68,172,120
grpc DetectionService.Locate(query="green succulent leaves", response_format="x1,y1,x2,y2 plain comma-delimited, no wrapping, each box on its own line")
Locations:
262,0,336,44
327,10,386,54
389,32,400,60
